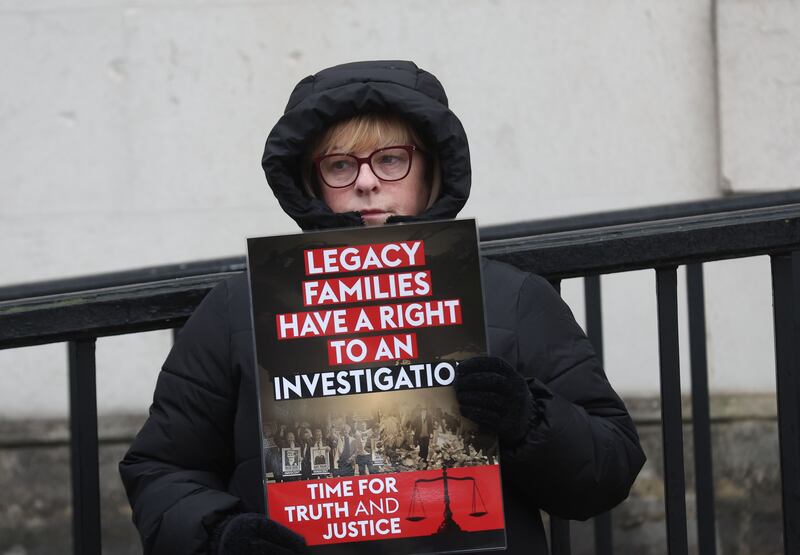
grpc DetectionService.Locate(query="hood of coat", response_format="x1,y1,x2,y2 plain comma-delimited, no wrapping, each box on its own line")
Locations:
262,60,471,231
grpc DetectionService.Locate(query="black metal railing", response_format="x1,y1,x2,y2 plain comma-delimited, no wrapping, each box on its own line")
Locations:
2,190,800,555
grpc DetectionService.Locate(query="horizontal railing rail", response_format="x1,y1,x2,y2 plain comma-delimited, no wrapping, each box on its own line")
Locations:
480,188,800,240
3,202,799,349
3,189,800,303
0,257,247,303
1,193,799,555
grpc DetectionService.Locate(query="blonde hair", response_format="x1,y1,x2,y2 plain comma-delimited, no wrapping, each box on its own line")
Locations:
303,114,441,208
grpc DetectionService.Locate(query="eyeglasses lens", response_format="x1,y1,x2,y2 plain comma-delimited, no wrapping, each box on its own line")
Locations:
319,155,358,188
370,147,411,180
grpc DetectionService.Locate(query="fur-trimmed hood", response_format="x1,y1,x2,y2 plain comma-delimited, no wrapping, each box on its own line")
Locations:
262,60,471,230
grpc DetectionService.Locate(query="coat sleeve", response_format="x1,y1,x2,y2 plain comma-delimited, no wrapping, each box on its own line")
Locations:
119,280,242,555
500,273,646,521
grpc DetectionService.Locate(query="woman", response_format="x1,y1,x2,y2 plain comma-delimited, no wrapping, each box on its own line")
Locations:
120,60,645,555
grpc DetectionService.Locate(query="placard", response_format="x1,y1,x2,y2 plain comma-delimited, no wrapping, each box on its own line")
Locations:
248,220,505,554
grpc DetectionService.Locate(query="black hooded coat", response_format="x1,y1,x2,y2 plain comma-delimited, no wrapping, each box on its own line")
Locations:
120,61,645,555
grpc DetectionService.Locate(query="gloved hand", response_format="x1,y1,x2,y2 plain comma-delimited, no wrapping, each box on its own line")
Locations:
455,356,538,446
209,513,309,555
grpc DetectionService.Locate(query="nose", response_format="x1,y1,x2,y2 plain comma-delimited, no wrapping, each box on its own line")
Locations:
353,161,381,193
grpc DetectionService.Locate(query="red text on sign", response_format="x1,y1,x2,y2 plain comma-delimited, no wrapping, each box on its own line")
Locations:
276,299,462,340
303,271,431,307
304,241,425,276
327,333,418,366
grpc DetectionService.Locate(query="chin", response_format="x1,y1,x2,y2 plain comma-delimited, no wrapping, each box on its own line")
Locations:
360,213,391,226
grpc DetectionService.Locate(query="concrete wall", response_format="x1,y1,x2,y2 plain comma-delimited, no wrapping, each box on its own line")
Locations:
718,0,800,193
1,0,722,417
0,0,793,411
0,0,793,406
1,0,798,553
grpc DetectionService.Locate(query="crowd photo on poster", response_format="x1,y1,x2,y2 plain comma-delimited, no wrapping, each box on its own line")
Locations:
262,391,498,483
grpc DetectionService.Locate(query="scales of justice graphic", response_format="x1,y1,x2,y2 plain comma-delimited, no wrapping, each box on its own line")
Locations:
406,467,490,534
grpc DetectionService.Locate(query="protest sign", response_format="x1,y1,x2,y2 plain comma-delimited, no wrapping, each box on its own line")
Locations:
248,219,506,554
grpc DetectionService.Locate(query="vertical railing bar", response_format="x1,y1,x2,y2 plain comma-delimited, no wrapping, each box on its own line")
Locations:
770,253,800,554
592,512,613,555
585,274,613,555
68,339,102,555
550,517,572,555
656,267,689,555
585,274,605,373
686,263,717,554
548,276,569,555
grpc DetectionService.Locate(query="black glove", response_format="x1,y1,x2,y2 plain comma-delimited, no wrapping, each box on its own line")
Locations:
209,513,309,555
455,356,539,446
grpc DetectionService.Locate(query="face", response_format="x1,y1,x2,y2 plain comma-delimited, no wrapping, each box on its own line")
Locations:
319,146,429,226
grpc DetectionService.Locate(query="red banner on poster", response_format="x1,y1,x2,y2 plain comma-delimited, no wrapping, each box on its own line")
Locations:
267,465,504,546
